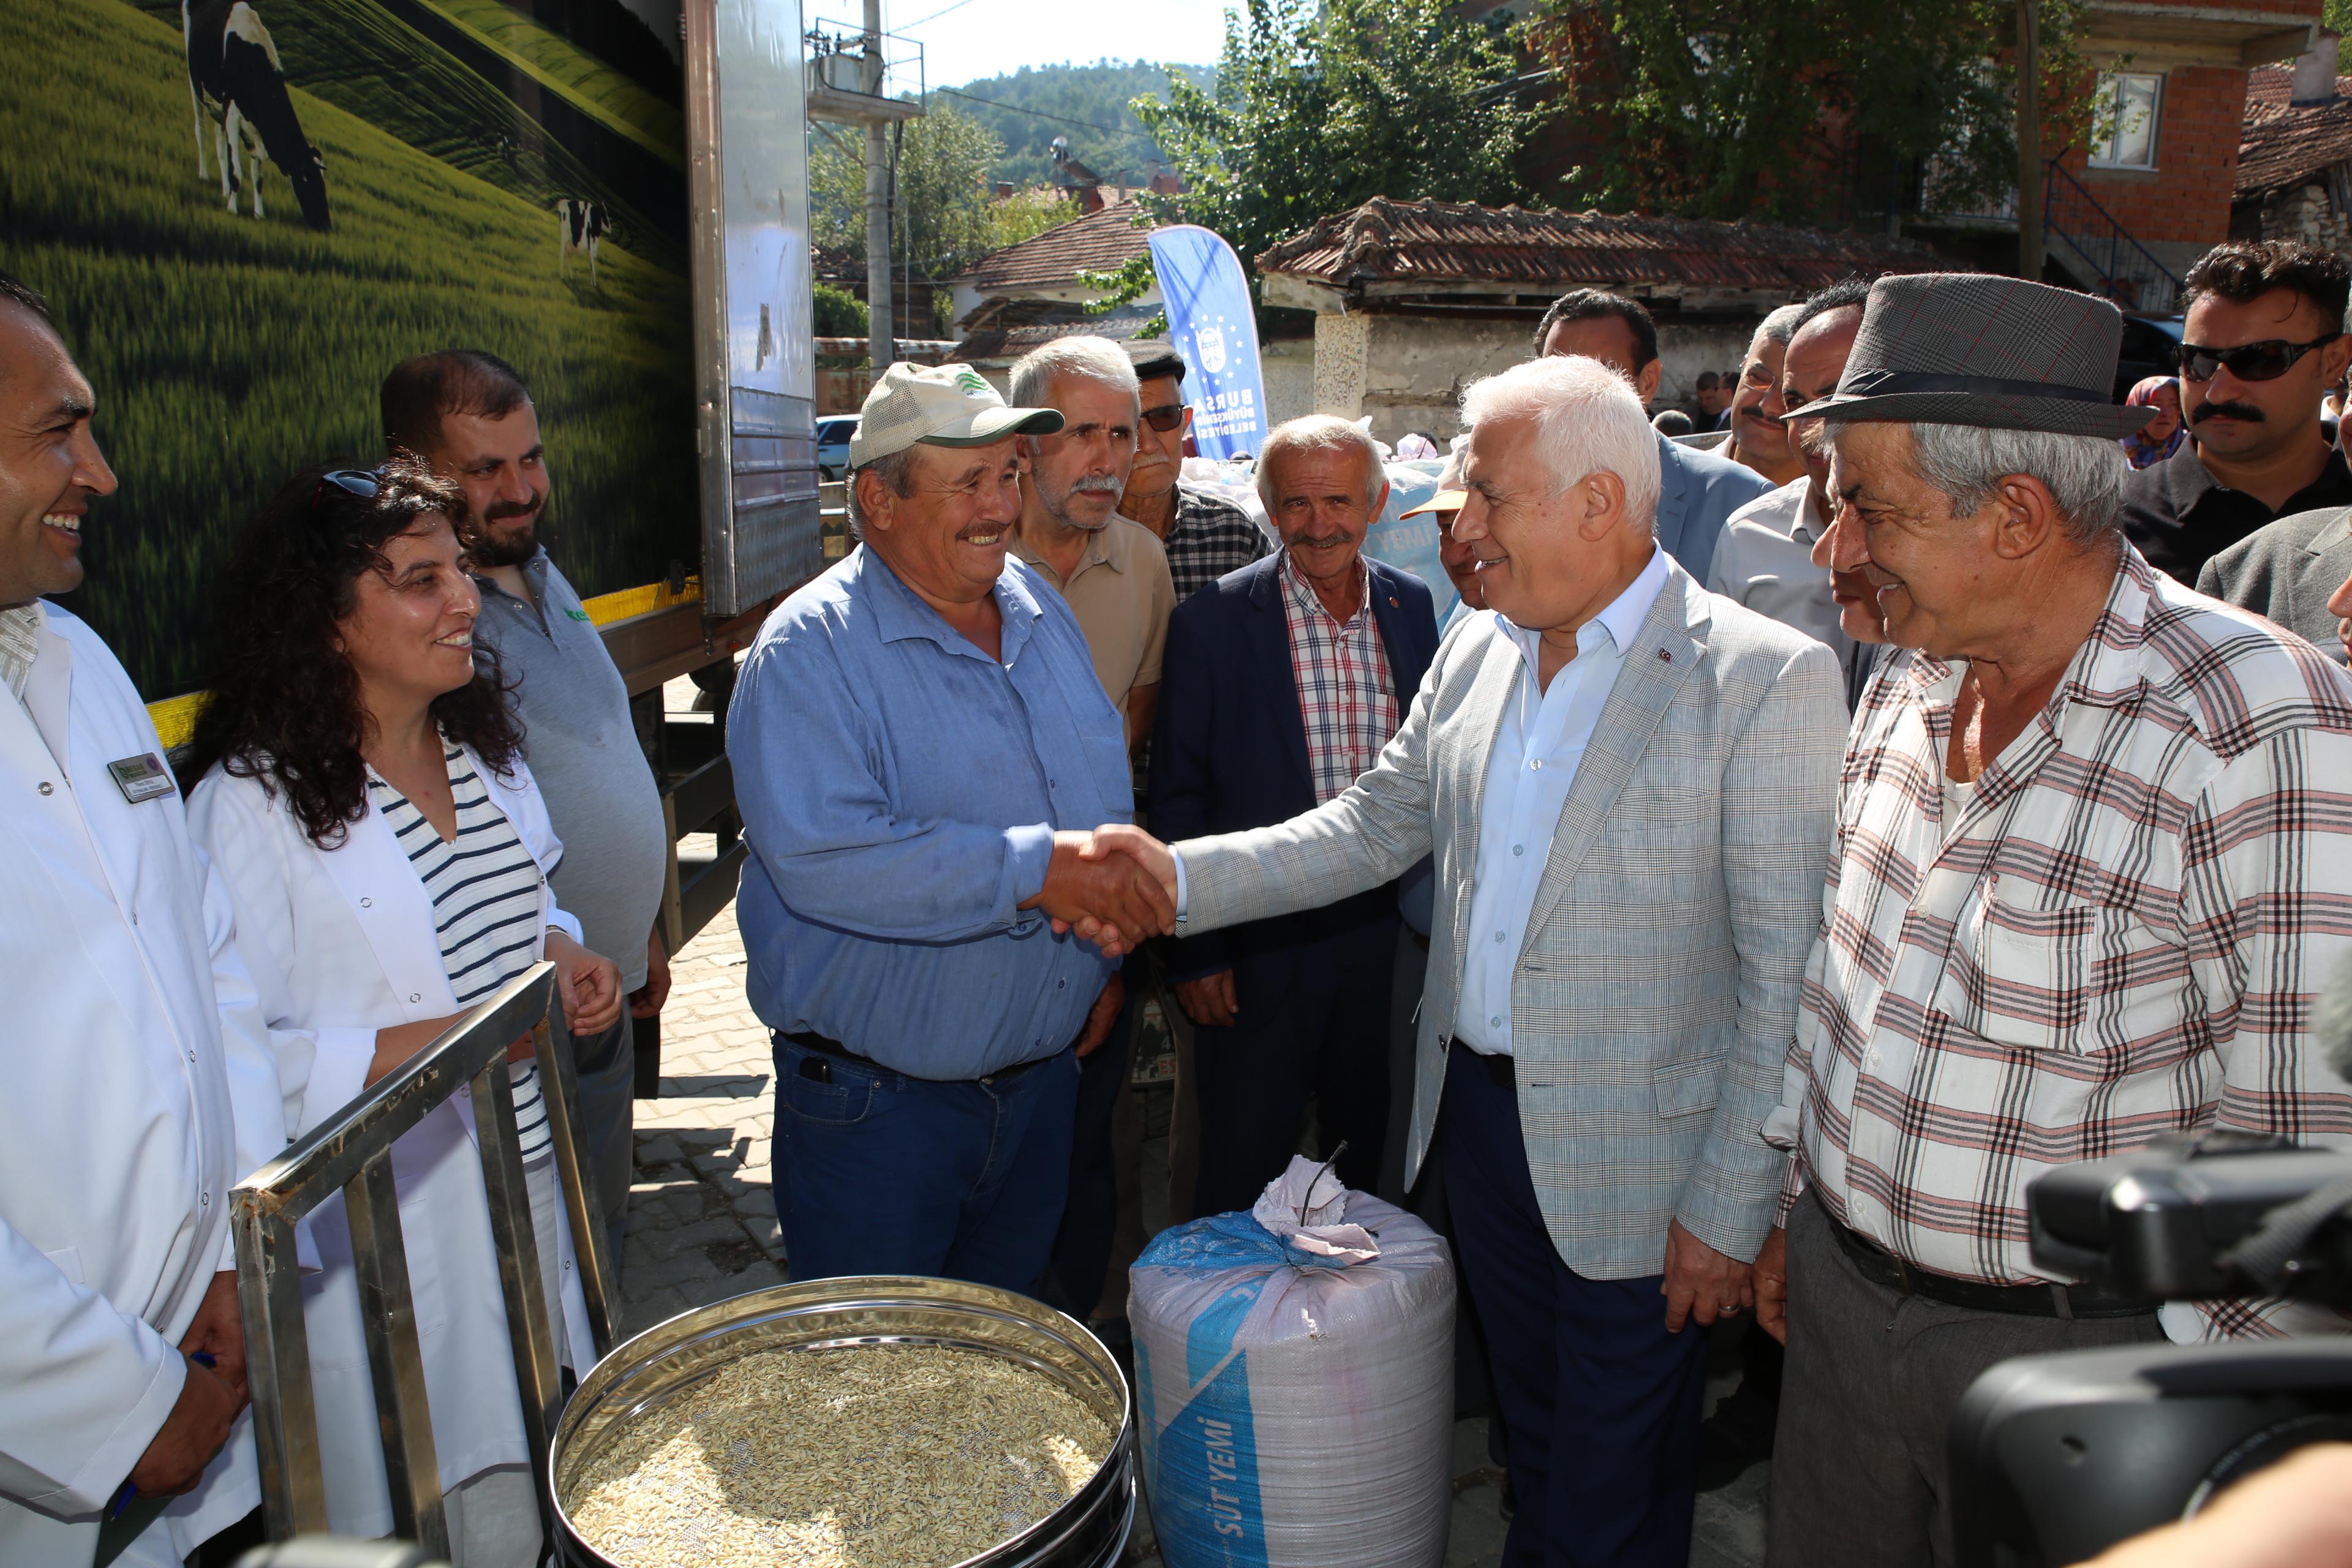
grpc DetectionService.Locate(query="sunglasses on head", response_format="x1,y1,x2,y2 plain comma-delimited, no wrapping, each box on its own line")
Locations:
1140,404,1187,434
2175,333,2342,383
311,468,381,513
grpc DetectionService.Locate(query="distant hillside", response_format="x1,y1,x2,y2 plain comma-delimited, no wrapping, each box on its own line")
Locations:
936,59,1215,189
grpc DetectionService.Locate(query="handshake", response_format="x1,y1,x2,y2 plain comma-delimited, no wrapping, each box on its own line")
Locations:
1020,825,1180,957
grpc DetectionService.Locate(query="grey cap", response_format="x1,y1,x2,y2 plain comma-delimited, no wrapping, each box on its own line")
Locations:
1781,273,2154,440
1122,338,1188,383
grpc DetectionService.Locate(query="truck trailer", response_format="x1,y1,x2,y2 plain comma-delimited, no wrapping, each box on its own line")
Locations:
1,0,821,1084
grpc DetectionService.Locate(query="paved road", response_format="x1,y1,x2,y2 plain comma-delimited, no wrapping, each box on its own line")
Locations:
611,896,1769,1567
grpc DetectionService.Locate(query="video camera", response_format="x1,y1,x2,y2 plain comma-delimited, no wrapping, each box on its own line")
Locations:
1947,1129,2352,1567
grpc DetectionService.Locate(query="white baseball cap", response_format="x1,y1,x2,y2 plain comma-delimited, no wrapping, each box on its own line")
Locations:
850,361,1063,467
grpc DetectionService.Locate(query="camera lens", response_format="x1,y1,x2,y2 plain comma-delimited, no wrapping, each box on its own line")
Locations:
2182,1412,2352,1517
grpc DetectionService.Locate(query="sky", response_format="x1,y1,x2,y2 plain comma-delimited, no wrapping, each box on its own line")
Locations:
800,0,1235,91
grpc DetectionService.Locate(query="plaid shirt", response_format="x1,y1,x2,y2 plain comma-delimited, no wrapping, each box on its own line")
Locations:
1280,551,1400,805
1163,484,1272,602
1773,547,2352,1338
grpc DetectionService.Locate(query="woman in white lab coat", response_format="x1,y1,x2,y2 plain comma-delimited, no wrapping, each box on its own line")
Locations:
183,458,623,1566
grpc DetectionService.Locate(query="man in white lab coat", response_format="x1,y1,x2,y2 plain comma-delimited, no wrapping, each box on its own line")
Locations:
0,270,288,1564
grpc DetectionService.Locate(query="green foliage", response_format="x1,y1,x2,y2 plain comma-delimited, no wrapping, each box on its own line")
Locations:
939,60,1215,187
810,104,1011,281
1525,0,2034,223
5,0,695,698
813,282,869,336
986,187,1082,251
1133,0,1549,280
1077,255,1166,337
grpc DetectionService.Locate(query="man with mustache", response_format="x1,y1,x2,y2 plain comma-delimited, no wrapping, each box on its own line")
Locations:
1707,282,1877,715
728,360,1164,1289
1718,306,1806,486
1006,337,1176,755
1148,415,1438,1216
1002,337,1175,1331
2119,241,2352,583
382,350,671,1275
1111,340,1268,605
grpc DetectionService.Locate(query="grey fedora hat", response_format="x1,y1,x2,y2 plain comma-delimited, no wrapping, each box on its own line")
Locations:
1781,273,2155,440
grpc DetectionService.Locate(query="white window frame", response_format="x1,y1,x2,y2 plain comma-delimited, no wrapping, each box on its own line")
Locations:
2089,71,2165,170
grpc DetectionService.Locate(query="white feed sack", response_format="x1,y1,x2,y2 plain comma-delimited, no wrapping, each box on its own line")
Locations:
1129,1157,1456,1568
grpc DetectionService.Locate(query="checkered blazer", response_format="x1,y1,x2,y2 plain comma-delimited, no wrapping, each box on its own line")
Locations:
1177,559,1846,1277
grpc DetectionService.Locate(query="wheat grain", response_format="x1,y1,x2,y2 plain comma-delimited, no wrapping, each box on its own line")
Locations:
567,1343,1111,1567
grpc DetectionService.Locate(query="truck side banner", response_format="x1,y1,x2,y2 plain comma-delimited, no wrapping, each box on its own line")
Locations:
0,0,745,698
1150,225,1267,462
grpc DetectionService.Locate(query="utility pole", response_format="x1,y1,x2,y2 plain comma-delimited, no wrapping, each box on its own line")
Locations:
2016,0,2045,283
862,0,894,371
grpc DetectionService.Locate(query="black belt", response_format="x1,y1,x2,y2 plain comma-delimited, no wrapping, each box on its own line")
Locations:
781,1030,1049,1084
1446,1038,1513,1090
1818,1195,2154,1321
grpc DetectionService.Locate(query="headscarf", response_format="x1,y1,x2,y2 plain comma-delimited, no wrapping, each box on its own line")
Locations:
2120,375,2185,469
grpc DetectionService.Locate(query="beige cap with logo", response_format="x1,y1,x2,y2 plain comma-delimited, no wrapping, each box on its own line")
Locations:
849,361,1065,467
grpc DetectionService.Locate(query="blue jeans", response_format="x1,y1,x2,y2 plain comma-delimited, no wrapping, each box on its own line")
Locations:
770,1034,1080,1291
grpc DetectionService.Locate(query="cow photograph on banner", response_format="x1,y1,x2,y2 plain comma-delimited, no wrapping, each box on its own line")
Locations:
0,0,699,698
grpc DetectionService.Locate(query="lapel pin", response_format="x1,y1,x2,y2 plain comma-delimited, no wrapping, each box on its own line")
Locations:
1388,596,1399,607
1657,648,1673,663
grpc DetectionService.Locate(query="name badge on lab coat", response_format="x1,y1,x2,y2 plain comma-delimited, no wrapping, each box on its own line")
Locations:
107,752,174,804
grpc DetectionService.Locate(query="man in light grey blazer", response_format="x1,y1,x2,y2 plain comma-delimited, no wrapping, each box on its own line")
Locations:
2197,505,2352,661
1088,354,1846,1567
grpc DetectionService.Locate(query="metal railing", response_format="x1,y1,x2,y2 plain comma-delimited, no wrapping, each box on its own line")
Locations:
2041,161,2184,315
231,964,616,1554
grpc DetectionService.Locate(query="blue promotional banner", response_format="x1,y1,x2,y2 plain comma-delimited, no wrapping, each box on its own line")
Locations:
1150,224,1268,460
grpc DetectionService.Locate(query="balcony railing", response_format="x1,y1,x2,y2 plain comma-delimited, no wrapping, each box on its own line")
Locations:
2042,159,2184,315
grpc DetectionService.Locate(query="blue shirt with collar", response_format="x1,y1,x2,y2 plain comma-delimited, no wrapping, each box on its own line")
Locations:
727,545,1128,1079
1455,546,1670,1055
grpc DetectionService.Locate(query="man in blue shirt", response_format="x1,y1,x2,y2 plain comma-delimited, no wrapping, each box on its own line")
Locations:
728,361,1175,1289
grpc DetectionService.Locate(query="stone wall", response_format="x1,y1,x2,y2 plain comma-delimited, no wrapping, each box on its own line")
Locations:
2255,181,2352,254
1305,311,1762,445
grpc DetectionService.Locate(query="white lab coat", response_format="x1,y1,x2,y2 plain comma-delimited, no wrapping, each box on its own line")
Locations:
187,740,598,1540
0,603,289,1566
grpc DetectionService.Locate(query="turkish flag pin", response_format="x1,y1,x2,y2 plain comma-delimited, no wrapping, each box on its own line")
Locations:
1389,596,1400,607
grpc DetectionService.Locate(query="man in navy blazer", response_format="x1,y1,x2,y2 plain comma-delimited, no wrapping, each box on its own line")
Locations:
1150,417,1440,1216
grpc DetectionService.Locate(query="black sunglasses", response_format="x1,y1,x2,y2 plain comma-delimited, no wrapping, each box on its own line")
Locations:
1140,404,1187,434
2175,334,2342,384
311,468,381,513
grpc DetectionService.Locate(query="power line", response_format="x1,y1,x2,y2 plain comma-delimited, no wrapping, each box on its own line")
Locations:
896,0,985,28
932,85,1134,141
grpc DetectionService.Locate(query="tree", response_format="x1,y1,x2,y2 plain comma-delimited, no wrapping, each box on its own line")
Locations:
1523,0,2103,228
1131,0,1550,280
809,103,1005,282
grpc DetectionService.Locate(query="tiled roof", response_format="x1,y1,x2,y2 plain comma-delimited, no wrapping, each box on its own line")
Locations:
2239,67,2352,198
946,301,1159,364
1255,197,1954,298
958,199,1155,292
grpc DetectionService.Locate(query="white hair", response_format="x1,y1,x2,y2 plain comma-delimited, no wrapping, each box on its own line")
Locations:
1256,416,1386,511
1008,335,1139,411
1458,355,1662,527
844,445,917,540
1755,303,1807,349
1828,421,2127,545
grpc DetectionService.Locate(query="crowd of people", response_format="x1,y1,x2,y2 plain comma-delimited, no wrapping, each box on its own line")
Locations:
12,233,2352,1568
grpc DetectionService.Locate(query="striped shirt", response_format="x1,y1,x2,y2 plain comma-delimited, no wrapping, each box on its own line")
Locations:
1771,547,2352,1338
369,746,553,1161
1280,550,1400,805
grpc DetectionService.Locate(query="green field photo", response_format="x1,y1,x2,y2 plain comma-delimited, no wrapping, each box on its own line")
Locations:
0,0,697,699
